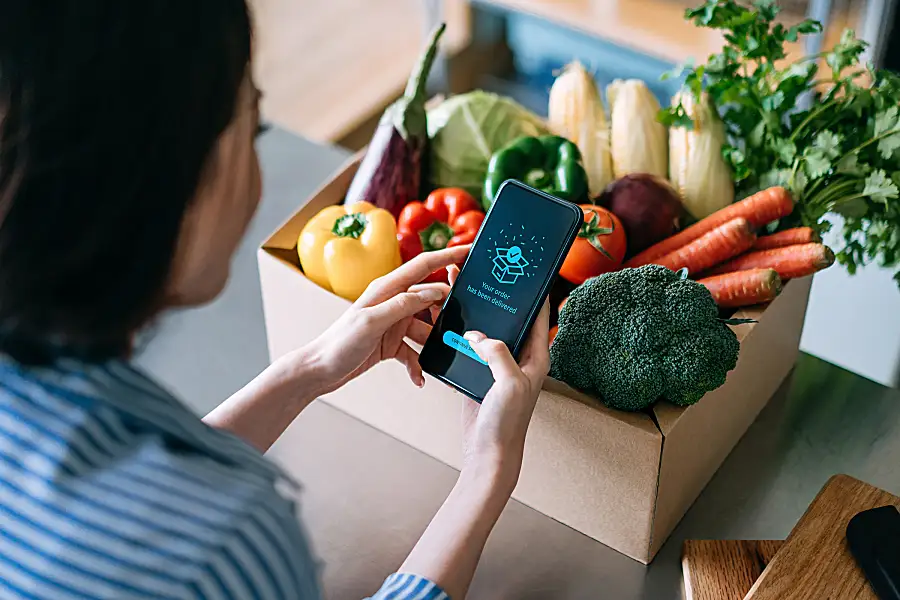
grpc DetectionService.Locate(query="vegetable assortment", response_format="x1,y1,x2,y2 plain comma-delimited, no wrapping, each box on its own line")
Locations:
660,0,900,286
295,10,857,412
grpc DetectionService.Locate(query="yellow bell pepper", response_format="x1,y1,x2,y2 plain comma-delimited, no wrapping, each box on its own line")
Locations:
298,201,401,301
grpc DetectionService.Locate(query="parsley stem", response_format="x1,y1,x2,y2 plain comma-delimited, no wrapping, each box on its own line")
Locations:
792,52,828,64
843,129,897,157
809,178,861,207
830,193,867,207
790,99,839,142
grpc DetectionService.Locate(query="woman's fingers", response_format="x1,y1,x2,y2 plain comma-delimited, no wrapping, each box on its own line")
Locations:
447,264,460,287
407,318,432,346
360,246,470,305
463,331,522,383
520,301,551,383
396,341,425,388
408,282,450,296
364,287,447,333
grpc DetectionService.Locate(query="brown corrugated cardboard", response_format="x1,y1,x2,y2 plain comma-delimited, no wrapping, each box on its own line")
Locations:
258,156,812,563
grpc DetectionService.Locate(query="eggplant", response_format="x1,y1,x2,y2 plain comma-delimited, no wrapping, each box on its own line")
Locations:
344,23,446,218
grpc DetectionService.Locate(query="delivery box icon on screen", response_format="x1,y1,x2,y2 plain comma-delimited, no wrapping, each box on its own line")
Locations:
492,246,529,285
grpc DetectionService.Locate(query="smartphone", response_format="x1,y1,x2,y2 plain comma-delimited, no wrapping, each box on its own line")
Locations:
846,505,900,600
418,180,582,401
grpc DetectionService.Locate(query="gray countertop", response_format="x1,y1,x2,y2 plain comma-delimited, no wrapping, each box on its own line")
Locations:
141,127,900,599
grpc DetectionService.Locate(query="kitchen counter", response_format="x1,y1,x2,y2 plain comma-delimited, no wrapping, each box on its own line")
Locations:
143,127,900,599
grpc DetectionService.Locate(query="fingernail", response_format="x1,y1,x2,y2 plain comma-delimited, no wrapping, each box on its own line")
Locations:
463,331,485,344
416,376,425,388
417,288,442,302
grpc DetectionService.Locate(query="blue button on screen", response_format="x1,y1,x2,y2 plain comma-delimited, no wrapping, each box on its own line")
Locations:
442,331,488,366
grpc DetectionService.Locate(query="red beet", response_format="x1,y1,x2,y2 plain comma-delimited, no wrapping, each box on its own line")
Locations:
345,23,445,218
597,174,684,258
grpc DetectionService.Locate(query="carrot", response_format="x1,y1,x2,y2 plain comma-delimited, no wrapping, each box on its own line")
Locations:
698,269,782,308
752,227,820,251
652,217,756,275
625,186,793,267
704,243,835,279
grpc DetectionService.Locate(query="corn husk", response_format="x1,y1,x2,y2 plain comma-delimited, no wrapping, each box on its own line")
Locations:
607,79,668,179
669,91,734,219
548,62,613,196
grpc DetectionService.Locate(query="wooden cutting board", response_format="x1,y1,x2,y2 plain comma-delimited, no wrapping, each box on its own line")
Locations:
683,540,784,600
746,474,899,600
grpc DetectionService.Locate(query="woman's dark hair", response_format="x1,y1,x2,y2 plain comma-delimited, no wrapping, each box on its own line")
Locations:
0,3,252,364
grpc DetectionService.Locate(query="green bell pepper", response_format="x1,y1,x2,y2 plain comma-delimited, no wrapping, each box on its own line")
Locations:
483,135,589,209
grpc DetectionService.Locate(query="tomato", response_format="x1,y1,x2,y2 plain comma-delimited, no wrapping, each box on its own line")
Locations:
559,205,627,285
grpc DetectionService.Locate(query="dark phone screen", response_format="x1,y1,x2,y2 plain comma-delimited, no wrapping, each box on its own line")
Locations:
419,183,580,400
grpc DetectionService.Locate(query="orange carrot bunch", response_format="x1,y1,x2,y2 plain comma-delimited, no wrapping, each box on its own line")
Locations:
621,187,834,309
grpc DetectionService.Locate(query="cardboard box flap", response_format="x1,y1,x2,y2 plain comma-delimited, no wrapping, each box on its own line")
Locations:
262,152,365,252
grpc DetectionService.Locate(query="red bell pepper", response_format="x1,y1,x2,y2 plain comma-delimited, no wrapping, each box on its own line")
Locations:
397,188,485,282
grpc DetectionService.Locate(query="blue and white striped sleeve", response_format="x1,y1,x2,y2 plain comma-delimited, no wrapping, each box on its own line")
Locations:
366,573,449,600
202,498,322,600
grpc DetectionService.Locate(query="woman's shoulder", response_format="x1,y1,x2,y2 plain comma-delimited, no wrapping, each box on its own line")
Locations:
0,354,295,510
0,357,321,598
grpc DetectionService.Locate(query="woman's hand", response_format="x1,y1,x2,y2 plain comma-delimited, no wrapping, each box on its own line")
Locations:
397,265,550,599
450,266,551,493
206,246,467,453
304,245,470,396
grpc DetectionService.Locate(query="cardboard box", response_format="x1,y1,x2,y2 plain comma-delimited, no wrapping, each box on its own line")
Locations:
258,156,812,563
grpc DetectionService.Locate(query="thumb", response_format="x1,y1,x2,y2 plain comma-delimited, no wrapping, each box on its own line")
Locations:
363,287,446,331
463,331,521,382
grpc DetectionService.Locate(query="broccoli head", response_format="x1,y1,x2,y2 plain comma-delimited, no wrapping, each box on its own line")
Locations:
549,265,740,412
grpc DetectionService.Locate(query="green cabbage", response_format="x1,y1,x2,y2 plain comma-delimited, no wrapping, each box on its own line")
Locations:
427,91,549,197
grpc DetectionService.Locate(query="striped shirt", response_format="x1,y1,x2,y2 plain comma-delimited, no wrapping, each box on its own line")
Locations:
0,357,448,600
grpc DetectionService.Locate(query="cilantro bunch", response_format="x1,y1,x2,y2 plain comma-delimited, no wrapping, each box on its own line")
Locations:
660,0,900,285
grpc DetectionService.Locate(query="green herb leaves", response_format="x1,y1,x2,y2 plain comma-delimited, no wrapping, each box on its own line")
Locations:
662,0,900,286
873,106,900,159
863,170,899,205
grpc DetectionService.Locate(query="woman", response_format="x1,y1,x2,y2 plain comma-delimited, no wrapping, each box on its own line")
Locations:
0,3,550,599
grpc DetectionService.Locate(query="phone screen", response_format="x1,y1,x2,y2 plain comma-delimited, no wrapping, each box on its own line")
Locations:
419,181,581,400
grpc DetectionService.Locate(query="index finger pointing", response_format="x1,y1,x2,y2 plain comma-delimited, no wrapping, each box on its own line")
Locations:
360,245,470,305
